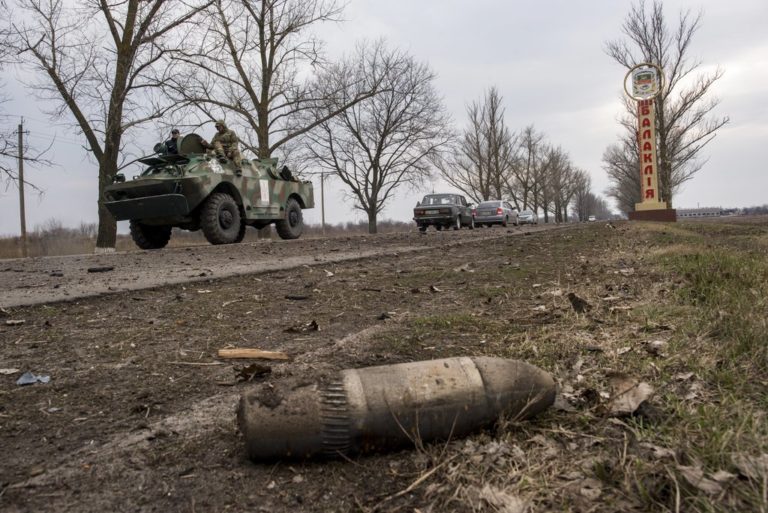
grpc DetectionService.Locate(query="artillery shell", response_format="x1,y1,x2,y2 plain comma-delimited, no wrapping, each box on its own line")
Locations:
237,356,555,461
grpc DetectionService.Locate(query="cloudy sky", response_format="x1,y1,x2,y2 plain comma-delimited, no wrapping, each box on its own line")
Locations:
1,0,766,236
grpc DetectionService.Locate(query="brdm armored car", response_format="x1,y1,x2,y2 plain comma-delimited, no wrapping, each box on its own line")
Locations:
104,134,314,249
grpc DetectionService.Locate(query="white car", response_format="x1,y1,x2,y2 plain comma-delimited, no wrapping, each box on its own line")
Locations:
588,215,596,222
518,210,538,225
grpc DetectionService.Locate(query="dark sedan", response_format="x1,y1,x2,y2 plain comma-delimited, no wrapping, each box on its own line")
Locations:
413,193,474,232
473,200,518,227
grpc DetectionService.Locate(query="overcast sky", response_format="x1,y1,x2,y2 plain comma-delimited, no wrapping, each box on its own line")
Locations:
1,0,766,236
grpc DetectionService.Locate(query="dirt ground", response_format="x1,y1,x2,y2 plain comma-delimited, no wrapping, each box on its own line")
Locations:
1,220,765,512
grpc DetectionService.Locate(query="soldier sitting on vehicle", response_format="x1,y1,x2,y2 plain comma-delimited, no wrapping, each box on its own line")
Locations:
164,128,181,154
201,119,243,177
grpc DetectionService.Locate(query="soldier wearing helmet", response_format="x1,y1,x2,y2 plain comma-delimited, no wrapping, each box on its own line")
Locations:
201,119,243,176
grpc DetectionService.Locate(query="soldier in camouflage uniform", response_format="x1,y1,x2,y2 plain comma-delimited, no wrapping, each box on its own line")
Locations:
201,119,243,176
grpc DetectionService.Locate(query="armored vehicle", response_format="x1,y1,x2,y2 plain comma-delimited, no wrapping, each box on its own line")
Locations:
104,133,314,249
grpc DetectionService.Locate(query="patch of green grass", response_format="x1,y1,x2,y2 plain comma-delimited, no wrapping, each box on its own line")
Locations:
661,249,768,385
630,232,768,511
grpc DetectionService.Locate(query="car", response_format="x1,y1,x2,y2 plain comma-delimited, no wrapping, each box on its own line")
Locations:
413,193,474,232
473,200,518,227
103,133,314,248
588,215,597,222
518,210,538,225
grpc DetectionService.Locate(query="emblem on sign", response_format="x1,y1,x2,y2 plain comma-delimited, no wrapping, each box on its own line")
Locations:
624,62,664,101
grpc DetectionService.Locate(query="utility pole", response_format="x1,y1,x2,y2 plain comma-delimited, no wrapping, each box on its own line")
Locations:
17,120,28,258
320,172,326,235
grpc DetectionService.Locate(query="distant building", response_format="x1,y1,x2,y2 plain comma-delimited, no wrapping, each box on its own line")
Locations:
677,207,722,218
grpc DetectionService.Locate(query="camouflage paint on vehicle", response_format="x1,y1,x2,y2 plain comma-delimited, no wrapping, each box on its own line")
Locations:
103,133,314,230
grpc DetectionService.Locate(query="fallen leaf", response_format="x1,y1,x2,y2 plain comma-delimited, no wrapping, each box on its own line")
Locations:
478,484,528,513
677,465,735,494
646,340,667,356
579,477,603,500
607,373,654,416
235,363,271,382
616,346,632,356
684,382,703,401
5,319,25,326
567,292,592,313
673,372,695,381
731,453,768,481
324,269,334,277
640,442,676,460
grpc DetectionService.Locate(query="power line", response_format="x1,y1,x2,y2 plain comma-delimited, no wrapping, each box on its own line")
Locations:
26,132,86,147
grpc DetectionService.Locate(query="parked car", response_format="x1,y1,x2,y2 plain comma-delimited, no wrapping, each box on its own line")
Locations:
518,210,538,225
473,200,518,227
413,193,474,232
588,215,597,222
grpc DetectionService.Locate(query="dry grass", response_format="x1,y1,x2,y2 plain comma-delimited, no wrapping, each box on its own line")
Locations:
362,219,768,512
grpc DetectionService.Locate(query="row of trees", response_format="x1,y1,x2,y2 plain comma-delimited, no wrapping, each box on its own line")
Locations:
435,88,599,223
5,1,715,243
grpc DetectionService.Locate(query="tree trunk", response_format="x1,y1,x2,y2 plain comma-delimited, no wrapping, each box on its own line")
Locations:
96,162,117,249
367,210,378,234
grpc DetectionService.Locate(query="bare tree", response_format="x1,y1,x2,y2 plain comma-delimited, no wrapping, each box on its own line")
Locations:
436,87,517,204
1,16,51,192
168,0,380,162
605,0,728,206
305,42,451,234
536,146,573,224
508,125,546,211
571,170,593,222
8,0,211,250
603,138,640,214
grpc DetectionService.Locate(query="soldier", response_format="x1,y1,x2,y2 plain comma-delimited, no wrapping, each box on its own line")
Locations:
201,119,243,177
164,128,181,154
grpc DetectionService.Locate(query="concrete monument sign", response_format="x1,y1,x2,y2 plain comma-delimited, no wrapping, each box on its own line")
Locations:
623,63,677,222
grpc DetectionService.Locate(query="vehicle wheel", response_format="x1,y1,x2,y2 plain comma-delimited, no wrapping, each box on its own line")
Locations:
129,221,171,249
502,216,508,227
275,197,304,240
453,216,461,230
234,218,247,243
200,192,242,245
468,217,475,230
